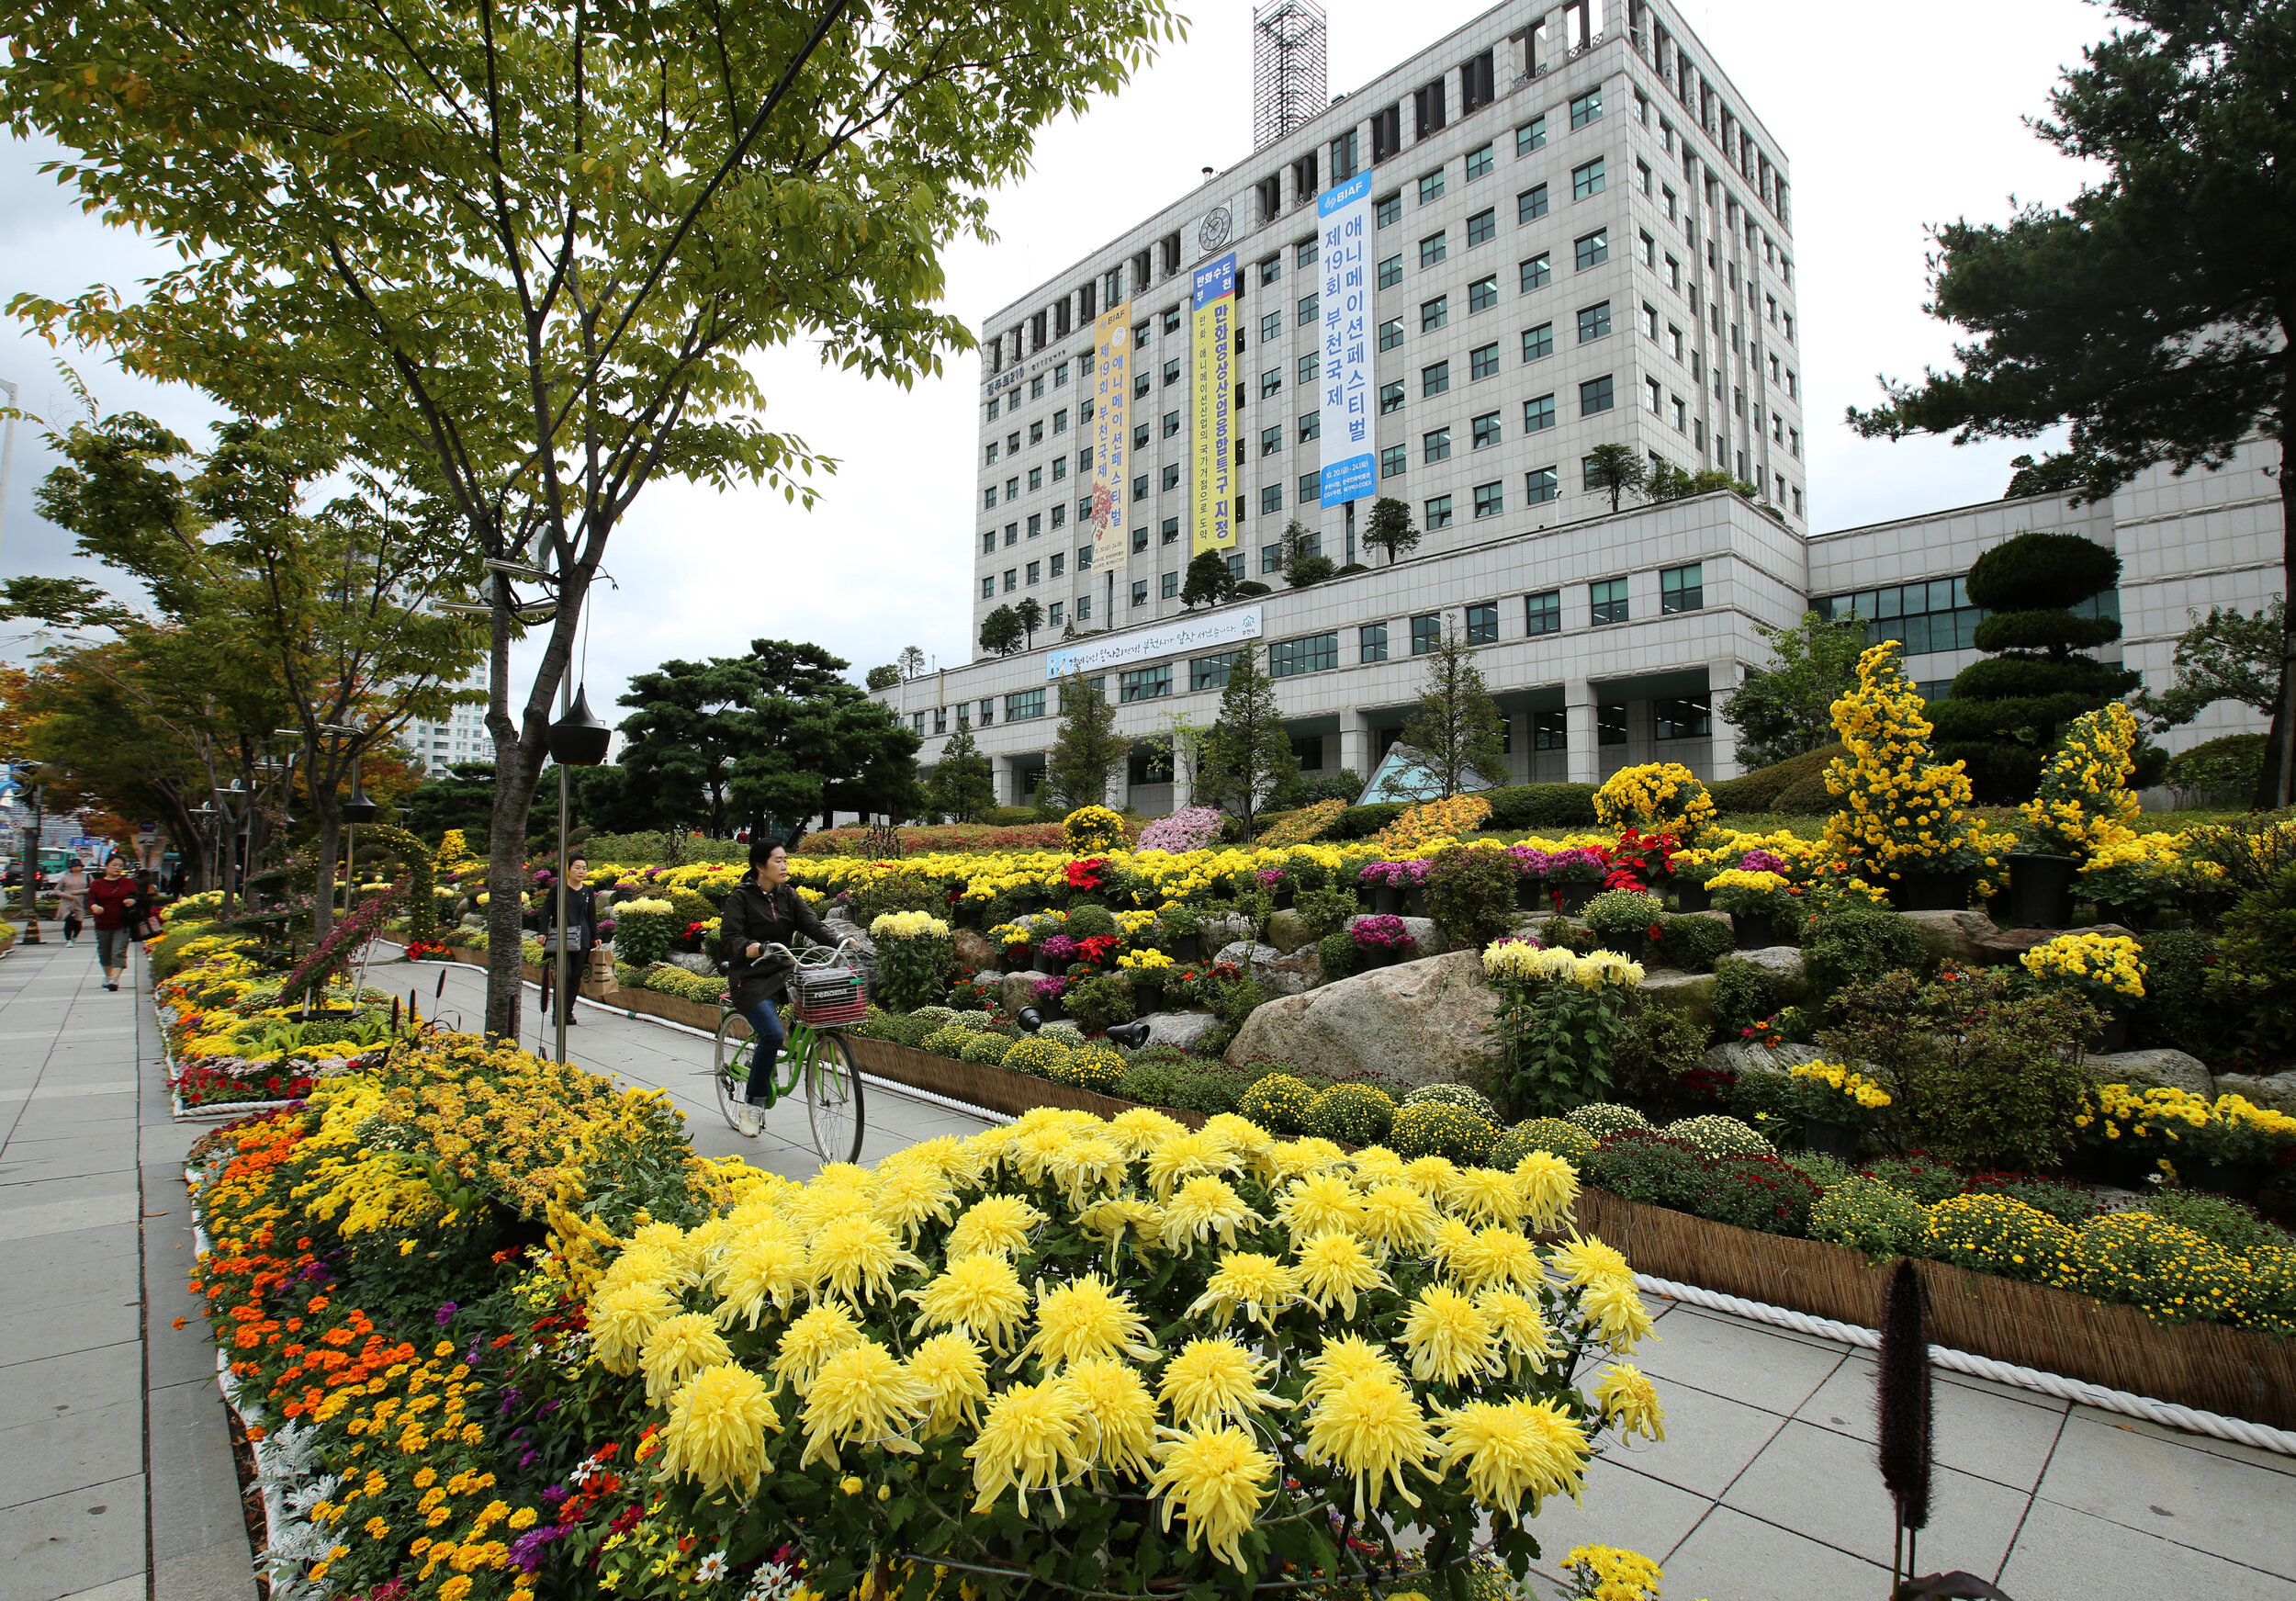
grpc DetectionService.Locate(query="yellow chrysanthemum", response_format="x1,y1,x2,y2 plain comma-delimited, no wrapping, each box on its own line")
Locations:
1158,1337,1289,1427
1581,1276,1657,1356
797,1340,931,1469
1186,1252,1300,1331
1276,1172,1367,1242
587,1281,677,1376
1143,1132,1244,1199
639,1313,734,1407
1293,1230,1394,1321
945,1195,1046,1260
711,1232,809,1331
1076,1196,1165,1268
1302,1371,1439,1516
1401,1156,1461,1202
869,1162,960,1242
1594,1364,1666,1442
1446,1226,1542,1293
1020,1275,1161,1370
1347,1146,1409,1186
1159,1176,1267,1256
1055,1356,1160,1479
1397,1284,1502,1385
1104,1107,1187,1157
1512,1153,1581,1231
1149,1425,1277,1573
1448,1167,1526,1228
1356,1183,1441,1257
656,1363,782,1495
1547,1233,1631,1288
907,1333,991,1436
1435,1397,1592,1518
1476,1290,1558,1373
967,1381,1090,1516
806,1214,925,1305
768,1303,863,1395
1302,1333,1406,1405
906,1253,1031,1353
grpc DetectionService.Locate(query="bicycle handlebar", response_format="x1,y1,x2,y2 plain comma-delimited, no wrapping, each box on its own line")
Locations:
716,937,857,975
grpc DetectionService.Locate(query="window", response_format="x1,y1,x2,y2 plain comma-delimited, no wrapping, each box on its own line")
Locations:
1052,406,1068,431
978,698,994,727
986,396,1001,421
985,441,998,464
1517,184,1549,223
1030,374,1045,399
1190,650,1239,691
1056,502,1071,528
1004,568,1019,592
1516,115,1547,154
1420,296,1448,332
1423,427,1451,463
1672,396,1687,432
1045,602,1064,630
1161,570,1179,599
1120,663,1171,700
1590,577,1628,625
1299,292,1318,325
1422,361,1450,396
1132,423,1149,452
1468,274,1498,312
1261,310,1282,343
1534,709,1566,750
984,486,997,509
1132,473,1149,501
1006,689,1046,722
1424,495,1453,528
1077,592,1092,618
1411,613,1443,654
1270,632,1338,676
982,529,996,554
1028,467,1042,491
1472,482,1503,520
1133,524,1150,553
1261,367,1282,398
1569,88,1602,129
1666,254,1682,291
1461,47,1494,113
1165,410,1180,437
1131,580,1149,608
1379,380,1404,413
1472,410,1503,448
1133,321,1150,349
1299,411,1321,442
1299,353,1317,386
1052,456,1067,481
1525,589,1560,635
1299,469,1321,502
1669,324,1684,360
1571,157,1605,199
1815,577,1992,657
1645,377,1662,413
1522,321,1554,361
1458,343,1494,384
1420,231,1447,268
1523,392,1556,433
1026,559,1041,584
1259,256,1282,288
1520,253,1551,292
1378,254,1402,289
1134,371,1151,399
1638,161,1652,197
1261,424,1283,457
1598,704,1626,746
1660,563,1704,614
1418,167,1446,205
1163,307,1180,333
1465,142,1493,181
1454,601,1495,645
1641,302,1660,340
1574,230,1608,270
1161,462,1181,490
1655,694,1712,740
1261,484,1283,514
1525,465,1558,503
1414,77,1447,139
1577,302,1611,343
982,576,996,599
1360,622,1389,662
1381,444,1408,479
1379,317,1404,351
1079,543,1094,569
1377,191,1401,227
1332,127,1359,181
1051,551,1065,577
1162,516,1180,545
1226,551,1246,581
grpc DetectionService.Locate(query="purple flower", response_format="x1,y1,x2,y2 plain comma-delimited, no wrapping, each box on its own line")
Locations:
1739,849,1789,874
1030,975,1069,1002
518,1449,540,1469
537,1398,561,1415
1039,934,1080,963
1488,933,1542,951
1505,845,1551,876
1255,867,1285,887
1136,806,1227,854
434,1302,459,1326
1351,914,1417,951
509,1524,569,1573
542,1484,568,1504
498,1387,523,1415
1543,848,1605,882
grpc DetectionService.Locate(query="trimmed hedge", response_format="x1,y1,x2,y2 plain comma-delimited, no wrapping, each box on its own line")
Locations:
1706,744,1845,813
1483,783,1600,829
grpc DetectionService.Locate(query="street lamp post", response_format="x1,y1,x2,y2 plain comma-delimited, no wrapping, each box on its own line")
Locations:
545,686,611,1064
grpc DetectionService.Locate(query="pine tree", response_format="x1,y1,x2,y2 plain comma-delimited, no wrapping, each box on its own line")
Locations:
1363,496,1420,565
1180,548,1235,609
1046,671,1126,809
1014,596,1044,648
1199,644,1297,839
1582,443,1648,513
924,722,996,823
978,604,1024,658
1389,620,1507,799
1281,517,1335,588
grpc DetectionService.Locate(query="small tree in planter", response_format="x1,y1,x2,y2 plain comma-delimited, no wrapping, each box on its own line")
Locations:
1593,761,1716,841
1581,888,1665,955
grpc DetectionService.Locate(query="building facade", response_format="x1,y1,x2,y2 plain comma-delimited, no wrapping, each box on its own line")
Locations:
396,674,492,779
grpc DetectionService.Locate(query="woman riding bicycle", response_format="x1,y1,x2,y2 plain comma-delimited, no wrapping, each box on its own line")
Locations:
715,835,831,1138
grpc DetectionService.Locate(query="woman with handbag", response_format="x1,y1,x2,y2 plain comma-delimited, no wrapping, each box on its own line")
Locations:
530,855,600,1028
85,856,144,991
56,860,88,946
715,836,830,1138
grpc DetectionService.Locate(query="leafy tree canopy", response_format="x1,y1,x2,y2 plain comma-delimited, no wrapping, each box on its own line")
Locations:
1363,496,1419,565
1180,548,1236,609
1723,611,1873,770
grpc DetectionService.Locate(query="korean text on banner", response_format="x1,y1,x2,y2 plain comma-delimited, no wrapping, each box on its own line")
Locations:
1190,252,1236,557
1317,174,1377,506
1087,302,1133,575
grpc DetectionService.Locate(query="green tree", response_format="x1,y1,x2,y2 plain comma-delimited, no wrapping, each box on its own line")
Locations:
897,646,928,681
1180,548,1236,609
1015,596,1045,649
864,664,901,691
1722,610,1872,768
404,762,501,840
979,605,1025,658
2137,599,2285,731
1198,645,1297,840
924,723,996,823
1363,496,1420,566
1647,461,1784,522
1840,2,2296,804
1388,622,1507,799
1281,518,1334,588
1582,444,1648,513
5,0,1176,1035
1046,671,1124,810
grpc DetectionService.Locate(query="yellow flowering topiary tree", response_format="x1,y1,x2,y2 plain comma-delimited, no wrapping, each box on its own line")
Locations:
1822,643,1977,881
1371,793,1493,853
1592,762,1715,840
2020,703,2141,863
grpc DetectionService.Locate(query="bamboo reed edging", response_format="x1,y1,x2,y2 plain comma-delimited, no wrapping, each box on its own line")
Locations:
845,1035,1210,1127
1575,1188,2296,1430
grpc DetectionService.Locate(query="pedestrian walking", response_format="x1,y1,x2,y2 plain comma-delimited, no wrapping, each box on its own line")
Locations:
86,856,144,991
56,859,88,946
530,855,599,1029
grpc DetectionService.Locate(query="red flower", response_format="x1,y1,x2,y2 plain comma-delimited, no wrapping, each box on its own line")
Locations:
1065,858,1108,891
1645,923,1664,941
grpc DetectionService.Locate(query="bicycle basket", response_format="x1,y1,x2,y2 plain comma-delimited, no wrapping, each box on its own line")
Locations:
791,964,868,1028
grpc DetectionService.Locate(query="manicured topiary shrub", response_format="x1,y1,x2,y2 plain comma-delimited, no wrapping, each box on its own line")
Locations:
1424,844,1522,950
1482,783,1601,829
998,1035,1075,1080
1305,1083,1398,1145
1801,907,1929,1003
1648,912,1734,973
1491,1116,1598,1167
1389,1101,1500,1163
1402,1082,1502,1122
1315,930,1357,984
1237,1072,1319,1135
1322,801,1411,841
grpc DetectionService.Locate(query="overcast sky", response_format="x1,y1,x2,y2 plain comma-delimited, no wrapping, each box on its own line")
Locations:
0,0,2112,715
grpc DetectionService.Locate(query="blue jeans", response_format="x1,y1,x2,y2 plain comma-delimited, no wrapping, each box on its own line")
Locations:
741,997,786,1106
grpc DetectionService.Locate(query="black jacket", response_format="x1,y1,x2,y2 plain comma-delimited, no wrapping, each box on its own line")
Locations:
716,880,832,1009
530,884,600,951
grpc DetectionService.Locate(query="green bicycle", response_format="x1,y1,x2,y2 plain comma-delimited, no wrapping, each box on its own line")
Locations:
709,939,865,1164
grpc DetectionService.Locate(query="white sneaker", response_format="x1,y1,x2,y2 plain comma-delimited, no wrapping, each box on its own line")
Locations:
735,1105,761,1139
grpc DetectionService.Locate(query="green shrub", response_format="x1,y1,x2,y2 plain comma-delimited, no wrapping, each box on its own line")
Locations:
1582,888,1664,941
1727,1070,1799,1144
1664,1114,1773,1159
1482,783,1600,829
2212,863,2296,1058
1649,913,1735,974
1063,904,1119,939
1424,844,1521,950
665,885,720,926
1772,773,1838,816
985,806,1043,826
1305,1084,1397,1145
1165,1065,1251,1117
1582,1132,1707,1210
1296,885,1360,941
1958,1172,2096,1227
1860,1154,1968,1207
1388,1101,1500,1164
1402,1083,1501,1122
1810,1176,1930,1262
1801,908,1930,1003
1118,1061,1184,1106
1208,975,1268,1031
1700,1154,1824,1235
919,1024,978,1058
1706,745,1848,814
1238,1073,1319,1135
1489,1117,1597,1168
848,873,950,922
2164,733,2266,805
1063,974,1137,1035
1323,801,1410,841
999,1036,1074,1080
1784,1152,1853,1189
1054,1043,1126,1094
1613,1004,1708,1108
1566,1102,1652,1139
1712,961,1782,1038
1316,930,1357,984
1922,1193,2076,1286
959,1032,1018,1065
2132,928,2238,1061
2144,1189,2291,1257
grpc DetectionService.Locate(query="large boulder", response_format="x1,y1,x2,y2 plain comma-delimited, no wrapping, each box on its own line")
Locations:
1716,945,1813,1008
1225,949,1497,1088
999,970,1055,1016
822,914,880,989
952,928,999,974
1700,1040,1826,1078
1900,909,2141,969
1343,913,1458,956
1264,908,1316,954
2217,1071,2296,1116
1639,970,1718,1035
1143,1011,1226,1052
2086,1047,2214,1099
1213,940,1321,997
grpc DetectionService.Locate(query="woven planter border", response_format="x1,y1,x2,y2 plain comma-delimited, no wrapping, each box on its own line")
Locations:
1575,1188,2296,1429
846,1035,1207,1129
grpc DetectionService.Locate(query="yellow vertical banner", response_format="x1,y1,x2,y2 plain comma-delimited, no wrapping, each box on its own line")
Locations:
1087,302,1132,577
1189,252,1236,557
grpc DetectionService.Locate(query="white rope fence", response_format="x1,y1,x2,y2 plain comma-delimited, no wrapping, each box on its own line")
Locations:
1636,1271,2296,1457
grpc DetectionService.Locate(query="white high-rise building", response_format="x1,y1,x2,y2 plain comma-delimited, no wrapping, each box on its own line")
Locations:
397,673,492,778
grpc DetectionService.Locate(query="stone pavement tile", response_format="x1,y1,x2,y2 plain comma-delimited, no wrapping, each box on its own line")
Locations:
1509,1456,1712,1568
0,1223,141,1305
0,1170,152,1211
7,1107,140,1145
2064,1403,2296,1478
147,1378,254,1580
0,1472,146,1601
1795,1351,2069,1492
0,1191,139,1245
1657,1505,1892,1601
55,1575,144,1601
1582,1357,1787,1498
0,1398,145,1512
153,1545,259,1601
0,1145,141,1188
1629,1307,1851,1416
140,1119,212,1170
0,1291,140,1370
1721,1418,2031,1572
0,1343,141,1432
2037,1412,2296,1578
1999,1494,2296,1600
27,1081,141,1099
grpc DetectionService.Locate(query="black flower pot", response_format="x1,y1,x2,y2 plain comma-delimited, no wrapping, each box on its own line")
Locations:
2005,852,2078,930
1802,1117,1862,1162
2189,1158,2268,1201
1002,946,1035,973
1131,983,1165,1015
1165,932,1202,963
1402,887,1429,919
1594,930,1643,963
1672,881,1712,913
2099,902,2146,932
1514,877,1546,913
1733,911,1776,950
1888,870,1971,913
1555,881,1597,913
1356,885,1378,912
1274,887,1297,910
1373,885,1405,917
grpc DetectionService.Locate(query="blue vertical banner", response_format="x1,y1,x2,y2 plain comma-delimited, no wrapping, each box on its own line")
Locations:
1317,173,1376,505
1189,252,1236,557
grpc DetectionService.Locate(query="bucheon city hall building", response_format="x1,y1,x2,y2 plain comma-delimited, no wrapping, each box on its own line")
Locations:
869,0,2285,812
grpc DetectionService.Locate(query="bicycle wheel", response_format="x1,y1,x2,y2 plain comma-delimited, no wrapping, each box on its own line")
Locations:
803,1032,866,1166
712,1010,754,1131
